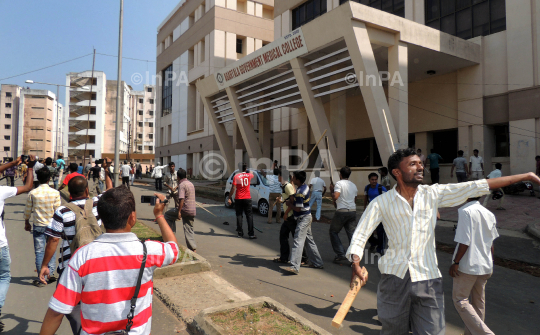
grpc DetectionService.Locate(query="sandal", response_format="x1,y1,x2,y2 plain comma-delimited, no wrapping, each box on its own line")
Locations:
273,258,289,264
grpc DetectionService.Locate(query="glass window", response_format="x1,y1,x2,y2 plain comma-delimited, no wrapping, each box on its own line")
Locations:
161,64,173,117
5,92,11,97
236,39,243,54
292,0,328,30
494,124,510,157
425,0,505,38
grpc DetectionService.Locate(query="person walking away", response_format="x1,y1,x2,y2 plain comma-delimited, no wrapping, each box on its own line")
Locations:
308,170,326,222
58,163,84,202
329,166,359,263
87,161,101,194
426,149,443,184
39,188,179,335
469,149,484,181
452,150,469,183
347,148,540,334
76,163,83,174
363,172,387,254
450,197,498,335
51,162,60,189
33,157,44,189
483,163,505,210
281,171,324,274
129,163,135,186
146,166,149,176
4,159,15,187
45,158,56,188
23,167,60,287
83,160,92,177
0,155,36,332
136,161,142,179
152,163,163,191
120,161,131,190
163,162,178,207
227,163,256,238
417,148,426,167
55,155,65,183
267,168,283,224
378,167,391,189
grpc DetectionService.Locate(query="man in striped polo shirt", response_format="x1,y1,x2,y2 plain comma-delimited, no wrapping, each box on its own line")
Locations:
40,184,179,335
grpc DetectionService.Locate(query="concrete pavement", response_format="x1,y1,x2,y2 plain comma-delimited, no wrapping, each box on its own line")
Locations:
0,181,188,334
131,183,540,335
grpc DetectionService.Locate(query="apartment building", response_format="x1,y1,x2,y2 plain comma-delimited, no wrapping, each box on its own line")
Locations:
155,0,275,174
0,85,21,161
130,86,156,156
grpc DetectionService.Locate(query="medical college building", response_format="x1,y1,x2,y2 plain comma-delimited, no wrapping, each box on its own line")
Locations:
156,0,540,186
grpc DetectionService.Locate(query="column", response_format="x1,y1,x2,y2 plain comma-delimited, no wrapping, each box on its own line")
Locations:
388,36,408,149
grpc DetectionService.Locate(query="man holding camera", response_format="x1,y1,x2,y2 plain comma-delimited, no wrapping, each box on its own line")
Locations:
40,181,179,335
0,155,37,332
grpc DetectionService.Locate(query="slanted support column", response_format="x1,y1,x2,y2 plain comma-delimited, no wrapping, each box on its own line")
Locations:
388,36,408,149
344,21,399,164
199,94,235,175
290,57,339,181
258,110,271,158
226,87,263,161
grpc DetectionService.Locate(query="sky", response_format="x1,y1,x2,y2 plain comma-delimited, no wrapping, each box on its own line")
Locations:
0,0,180,103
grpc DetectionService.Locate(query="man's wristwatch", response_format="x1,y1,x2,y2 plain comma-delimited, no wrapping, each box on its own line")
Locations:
453,261,459,265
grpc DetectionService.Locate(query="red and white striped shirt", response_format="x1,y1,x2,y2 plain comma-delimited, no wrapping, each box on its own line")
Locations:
49,232,179,335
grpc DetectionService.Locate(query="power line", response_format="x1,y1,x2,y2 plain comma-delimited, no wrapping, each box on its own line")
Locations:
0,53,93,82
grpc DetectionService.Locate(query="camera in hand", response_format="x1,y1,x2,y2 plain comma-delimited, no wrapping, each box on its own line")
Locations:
95,159,104,165
21,155,28,162
141,195,168,206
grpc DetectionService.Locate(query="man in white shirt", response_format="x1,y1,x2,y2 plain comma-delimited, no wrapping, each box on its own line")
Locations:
329,166,357,264
151,162,164,191
267,168,283,224
469,149,484,180
483,163,504,210
347,148,540,334
32,156,44,189
449,198,498,335
308,170,326,221
120,161,131,190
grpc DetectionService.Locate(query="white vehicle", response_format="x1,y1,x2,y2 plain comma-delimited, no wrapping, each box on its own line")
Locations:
224,169,281,215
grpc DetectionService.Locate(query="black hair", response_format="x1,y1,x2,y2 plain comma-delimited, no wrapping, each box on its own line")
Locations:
69,163,79,172
368,172,378,180
242,163,247,172
293,170,306,184
169,161,175,167
473,149,479,152
36,166,51,184
273,168,279,175
536,156,540,160
340,166,351,179
67,176,88,197
379,167,388,175
388,148,418,180
495,163,502,169
430,148,435,153
97,186,135,230
458,150,464,156
177,168,187,179
79,163,82,166
45,157,53,166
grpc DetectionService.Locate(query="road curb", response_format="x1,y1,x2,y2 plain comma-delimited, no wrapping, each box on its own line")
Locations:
526,220,540,241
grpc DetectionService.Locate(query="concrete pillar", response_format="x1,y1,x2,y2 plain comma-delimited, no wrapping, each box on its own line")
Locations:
509,119,537,174
388,36,408,149
258,110,271,158
226,87,263,161
329,90,346,167
297,110,309,158
281,10,291,35
344,20,399,165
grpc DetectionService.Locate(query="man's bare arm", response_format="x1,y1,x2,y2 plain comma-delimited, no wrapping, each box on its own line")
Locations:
486,172,540,190
39,308,64,335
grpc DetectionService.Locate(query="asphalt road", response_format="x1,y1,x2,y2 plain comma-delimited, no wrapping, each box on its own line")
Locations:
0,181,187,334
130,183,540,335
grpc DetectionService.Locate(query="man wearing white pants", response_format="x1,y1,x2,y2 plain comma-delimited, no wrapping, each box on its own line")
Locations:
308,170,326,221
469,149,484,181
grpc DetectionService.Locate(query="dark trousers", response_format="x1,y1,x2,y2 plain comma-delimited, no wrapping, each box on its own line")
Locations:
329,211,357,258
155,177,162,191
430,168,440,184
122,176,130,189
376,223,387,255
136,170,142,179
456,172,467,183
235,199,254,237
5,176,14,187
279,216,308,263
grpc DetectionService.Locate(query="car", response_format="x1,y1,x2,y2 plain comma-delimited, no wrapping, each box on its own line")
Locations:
224,169,282,216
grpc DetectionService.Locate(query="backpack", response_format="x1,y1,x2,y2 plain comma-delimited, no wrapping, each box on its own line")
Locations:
63,199,104,254
364,184,383,203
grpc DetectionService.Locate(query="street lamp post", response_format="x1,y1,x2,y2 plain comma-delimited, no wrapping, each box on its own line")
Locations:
114,0,124,183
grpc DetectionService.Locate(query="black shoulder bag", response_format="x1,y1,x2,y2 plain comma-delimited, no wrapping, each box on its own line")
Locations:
105,241,147,335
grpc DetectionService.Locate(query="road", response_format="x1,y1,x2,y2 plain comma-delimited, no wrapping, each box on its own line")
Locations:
130,183,540,335
0,181,187,334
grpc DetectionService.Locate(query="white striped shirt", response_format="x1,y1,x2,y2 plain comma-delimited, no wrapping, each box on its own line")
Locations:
346,179,490,282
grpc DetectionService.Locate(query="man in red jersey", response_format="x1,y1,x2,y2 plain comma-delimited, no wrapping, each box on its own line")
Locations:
227,163,256,239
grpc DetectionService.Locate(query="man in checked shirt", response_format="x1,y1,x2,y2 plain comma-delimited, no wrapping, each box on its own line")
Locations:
347,148,540,334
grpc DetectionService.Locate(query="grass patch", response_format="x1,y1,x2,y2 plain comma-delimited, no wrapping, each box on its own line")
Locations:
132,221,194,263
210,305,317,335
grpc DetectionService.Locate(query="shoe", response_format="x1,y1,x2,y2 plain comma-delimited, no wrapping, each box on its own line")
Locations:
47,275,58,283
249,235,257,239
333,256,348,264
281,266,299,275
308,264,324,269
32,279,46,288
273,258,289,264
237,233,243,238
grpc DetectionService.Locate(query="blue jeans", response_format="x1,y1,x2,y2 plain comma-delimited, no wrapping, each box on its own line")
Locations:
290,214,323,271
33,225,56,277
53,180,59,189
308,191,323,221
0,246,11,312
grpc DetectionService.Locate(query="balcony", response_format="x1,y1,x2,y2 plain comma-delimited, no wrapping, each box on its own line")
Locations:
143,141,154,146
70,76,92,88
144,118,154,123
69,105,93,117
70,90,92,103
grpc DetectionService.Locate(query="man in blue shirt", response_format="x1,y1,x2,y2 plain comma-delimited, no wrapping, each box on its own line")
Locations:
282,171,323,275
426,149,443,184
364,173,387,254
55,155,66,184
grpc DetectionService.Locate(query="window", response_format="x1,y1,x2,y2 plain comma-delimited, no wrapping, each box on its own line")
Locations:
149,110,154,116
161,64,173,116
138,134,143,139
3,147,9,152
5,103,11,108
149,99,154,104
5,92,11,97
425,0,506,39
89,135,96,143
236,39,243,54
149,122,154,128
32,107,45,109
4,135,9,140
139,98,144,104
4,125,10,130
91,93,97,100
292,0,328,30
432,129,458,160
149,134,154,139
340,0,405,17
138,122,143,127
346,138,383,167
138,110,143,116
5,114,11,119
494,124,509,157
138,146,143,151
92,78,98,85
148,146,153,151
147,87,153,93
90,107,96,114
89,121,96,129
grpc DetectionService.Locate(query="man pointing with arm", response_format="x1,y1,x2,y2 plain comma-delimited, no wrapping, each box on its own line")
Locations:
346,148,540,334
